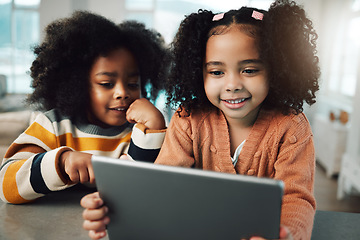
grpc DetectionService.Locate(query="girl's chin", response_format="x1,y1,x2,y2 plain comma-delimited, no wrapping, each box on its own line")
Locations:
92,119,127,128
105,120,127,128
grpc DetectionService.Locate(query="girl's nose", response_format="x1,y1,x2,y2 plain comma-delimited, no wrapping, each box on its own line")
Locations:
114,83,129,100
225,74,243,92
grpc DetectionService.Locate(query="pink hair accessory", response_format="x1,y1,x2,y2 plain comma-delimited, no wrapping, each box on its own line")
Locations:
251,10,263,20
212,13,224,21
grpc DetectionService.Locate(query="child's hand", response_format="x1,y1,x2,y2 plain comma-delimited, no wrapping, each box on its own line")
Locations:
59,151,94,184
81,192,110,240
126,98,166,130
249,226,293,240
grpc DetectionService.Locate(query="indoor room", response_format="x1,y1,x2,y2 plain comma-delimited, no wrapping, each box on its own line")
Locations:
0,0,360,239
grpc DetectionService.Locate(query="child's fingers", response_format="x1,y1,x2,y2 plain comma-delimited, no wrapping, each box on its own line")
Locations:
83,216,110,231
69,173,80,183
78,168,90,183
125,107,138,124
119,154,130,160
88,164,96,184
249,237,265,240
88,230,107,240
65,166,80,183
78,158,95,184
83,206,109,221
249,226,292,240
279,225,293,239
80,192,103,209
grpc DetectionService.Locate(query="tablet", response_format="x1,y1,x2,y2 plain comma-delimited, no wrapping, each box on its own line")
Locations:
92,155,284,240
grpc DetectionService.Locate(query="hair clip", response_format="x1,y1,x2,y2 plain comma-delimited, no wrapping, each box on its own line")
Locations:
251,10,263,20
212,13,224,21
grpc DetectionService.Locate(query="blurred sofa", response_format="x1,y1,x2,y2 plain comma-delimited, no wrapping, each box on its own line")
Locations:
0,75,6,98
0,74,37,160
0,110,34,160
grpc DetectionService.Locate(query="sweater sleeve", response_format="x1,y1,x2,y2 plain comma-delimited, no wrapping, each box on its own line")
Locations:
274,115,316,240
127,123,166,162
155,113,196,167
0,113,74,204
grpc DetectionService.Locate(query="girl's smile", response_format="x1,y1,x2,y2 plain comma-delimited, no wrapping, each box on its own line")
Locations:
107,106,128,117
221,97,250,109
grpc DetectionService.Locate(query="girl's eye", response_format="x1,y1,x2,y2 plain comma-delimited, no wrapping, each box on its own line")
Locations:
210,71,224,76
99,82,114,88
242,69,259,75
128,83,140,89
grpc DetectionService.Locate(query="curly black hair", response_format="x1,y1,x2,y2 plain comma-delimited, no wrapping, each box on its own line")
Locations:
28,11,169,118
166,0,320,116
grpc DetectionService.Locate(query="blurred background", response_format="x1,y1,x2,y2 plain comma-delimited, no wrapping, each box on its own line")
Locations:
0,0,359,212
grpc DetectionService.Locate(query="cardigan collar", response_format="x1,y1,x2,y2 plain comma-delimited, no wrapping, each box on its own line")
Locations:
211,108,274,173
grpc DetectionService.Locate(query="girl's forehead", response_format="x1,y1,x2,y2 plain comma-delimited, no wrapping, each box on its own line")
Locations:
207,27,257,49
208,23,258,39
205,28,259,63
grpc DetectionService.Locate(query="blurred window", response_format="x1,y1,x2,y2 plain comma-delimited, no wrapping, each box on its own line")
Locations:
0,0,39,94
125,0,272,44
328,1,360,99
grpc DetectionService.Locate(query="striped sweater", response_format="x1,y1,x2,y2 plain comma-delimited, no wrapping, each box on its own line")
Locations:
0,109,165,204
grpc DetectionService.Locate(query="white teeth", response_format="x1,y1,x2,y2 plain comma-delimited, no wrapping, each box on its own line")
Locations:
113,108,125,111
226,98,246,104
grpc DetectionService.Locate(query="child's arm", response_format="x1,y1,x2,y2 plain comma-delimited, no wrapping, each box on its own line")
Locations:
0,111,91,204
273,114,316,240
126,98,166,162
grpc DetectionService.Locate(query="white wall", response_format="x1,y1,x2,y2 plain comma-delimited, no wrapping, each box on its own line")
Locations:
38,0,126,41
295,0,323,123
39,0,73,40
88,0,126,23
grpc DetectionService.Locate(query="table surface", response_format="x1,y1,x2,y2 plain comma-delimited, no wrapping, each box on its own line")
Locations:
0,185,103,240
1,185,359,240
312,210,360,239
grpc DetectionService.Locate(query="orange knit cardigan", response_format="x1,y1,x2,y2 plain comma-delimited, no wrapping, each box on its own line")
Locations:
156,108,316,240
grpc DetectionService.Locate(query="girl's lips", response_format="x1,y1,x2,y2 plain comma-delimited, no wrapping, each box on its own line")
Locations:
221,97,249,109
222,98,248,104
109,106,127,111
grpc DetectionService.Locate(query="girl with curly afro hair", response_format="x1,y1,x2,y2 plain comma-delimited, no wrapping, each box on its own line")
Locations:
81,1,320,239
161,1,319,239
0,11,169,204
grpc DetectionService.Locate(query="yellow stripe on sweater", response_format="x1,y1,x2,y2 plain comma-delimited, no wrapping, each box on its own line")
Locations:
25,122,132,151
25,122,58,149
3,160,32,204
58,132,131,151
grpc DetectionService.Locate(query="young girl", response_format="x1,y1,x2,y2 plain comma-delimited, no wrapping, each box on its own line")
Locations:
0,11,168,204
81,0,320,239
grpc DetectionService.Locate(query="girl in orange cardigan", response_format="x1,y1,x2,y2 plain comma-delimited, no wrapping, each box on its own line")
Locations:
81,1,320,239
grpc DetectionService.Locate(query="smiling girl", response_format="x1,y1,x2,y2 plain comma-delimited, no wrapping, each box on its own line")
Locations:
156,1,320,239
0,11,168,204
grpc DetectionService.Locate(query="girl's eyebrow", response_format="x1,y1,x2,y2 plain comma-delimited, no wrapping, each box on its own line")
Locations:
95,72,117,77
205,59,263,67
204,61,224,67
241,59,263,64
